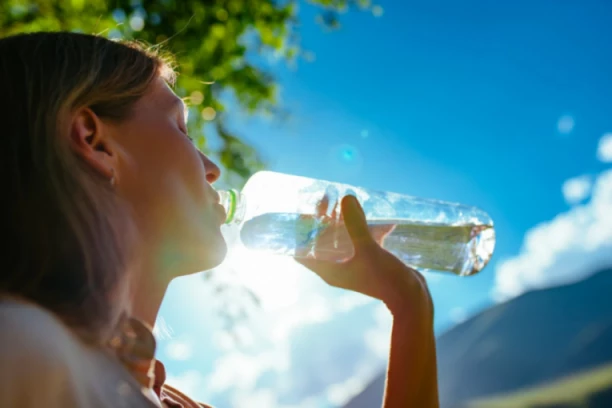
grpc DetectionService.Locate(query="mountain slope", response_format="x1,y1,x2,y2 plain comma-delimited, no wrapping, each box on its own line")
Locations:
342,269,612,408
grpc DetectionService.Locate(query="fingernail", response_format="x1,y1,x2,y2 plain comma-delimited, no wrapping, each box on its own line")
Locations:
344,191,358,207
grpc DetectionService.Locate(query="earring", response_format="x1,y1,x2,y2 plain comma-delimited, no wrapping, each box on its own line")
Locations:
110,169,116,187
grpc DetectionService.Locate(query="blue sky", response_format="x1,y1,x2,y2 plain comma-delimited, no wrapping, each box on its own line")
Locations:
154,1,612,407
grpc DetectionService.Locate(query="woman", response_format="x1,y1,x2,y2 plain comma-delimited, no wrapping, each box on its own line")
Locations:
0,32,438,407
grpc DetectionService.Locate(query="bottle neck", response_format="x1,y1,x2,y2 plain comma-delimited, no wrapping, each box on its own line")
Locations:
218,189,246,225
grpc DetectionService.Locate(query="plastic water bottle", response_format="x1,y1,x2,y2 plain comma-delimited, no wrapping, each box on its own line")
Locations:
218,171,495,276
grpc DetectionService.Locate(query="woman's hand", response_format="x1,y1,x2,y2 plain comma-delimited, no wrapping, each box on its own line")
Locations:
297,195,439,407
296,195,433,321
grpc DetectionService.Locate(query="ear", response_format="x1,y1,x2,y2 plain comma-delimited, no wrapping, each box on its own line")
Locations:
69,107,118,182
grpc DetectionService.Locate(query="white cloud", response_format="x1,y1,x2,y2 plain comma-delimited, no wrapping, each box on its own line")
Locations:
232,389,279,408
164,236,394,407
199,296,386,407
269,297,333,343
493,168,612,302
230,389,321,408
325,367,372,406
363,303,392,359
165,370,206,400
165,338,193,361
213,248,310,312
206,350,289,394
211,330,235,351
335,293,375,313
597,133,612,162
562,175,592,205
557,115,575,134
205,245,375,346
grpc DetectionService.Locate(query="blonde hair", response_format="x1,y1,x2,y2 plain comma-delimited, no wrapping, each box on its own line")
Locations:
0,32,175,345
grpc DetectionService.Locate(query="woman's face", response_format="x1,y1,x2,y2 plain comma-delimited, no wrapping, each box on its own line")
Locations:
108,77,227,277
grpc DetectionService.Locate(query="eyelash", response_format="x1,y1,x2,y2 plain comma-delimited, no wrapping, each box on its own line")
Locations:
178,121,194,143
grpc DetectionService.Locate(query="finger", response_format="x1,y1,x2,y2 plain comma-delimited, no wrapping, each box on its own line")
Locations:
331,200,339,220
315,194,329,217
341,195,376,249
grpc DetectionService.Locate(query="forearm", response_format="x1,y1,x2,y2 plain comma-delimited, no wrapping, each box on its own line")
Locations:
382,315,439,408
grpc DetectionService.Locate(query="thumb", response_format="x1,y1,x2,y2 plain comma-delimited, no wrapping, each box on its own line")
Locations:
341,195,376,250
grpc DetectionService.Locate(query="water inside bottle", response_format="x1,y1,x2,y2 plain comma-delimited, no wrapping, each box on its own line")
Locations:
239,213,495,276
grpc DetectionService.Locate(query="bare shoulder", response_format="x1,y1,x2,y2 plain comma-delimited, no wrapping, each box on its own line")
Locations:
0,299,80,364
0,299,87,387
0,299,91,405
0,299,158,407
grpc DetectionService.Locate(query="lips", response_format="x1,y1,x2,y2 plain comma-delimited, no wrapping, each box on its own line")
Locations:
215,203,227,223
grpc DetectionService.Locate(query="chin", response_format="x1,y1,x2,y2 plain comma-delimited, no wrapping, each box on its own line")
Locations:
201,239,228,271
186,233,228,274
171,221,229,276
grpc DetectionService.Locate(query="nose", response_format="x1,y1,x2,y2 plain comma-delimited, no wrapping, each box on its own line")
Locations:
201,152,221,183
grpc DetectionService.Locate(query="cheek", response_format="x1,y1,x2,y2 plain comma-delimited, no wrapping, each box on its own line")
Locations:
119,123,206,208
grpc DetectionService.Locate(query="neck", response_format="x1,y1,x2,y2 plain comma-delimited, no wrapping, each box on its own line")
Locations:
130,261,172,327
